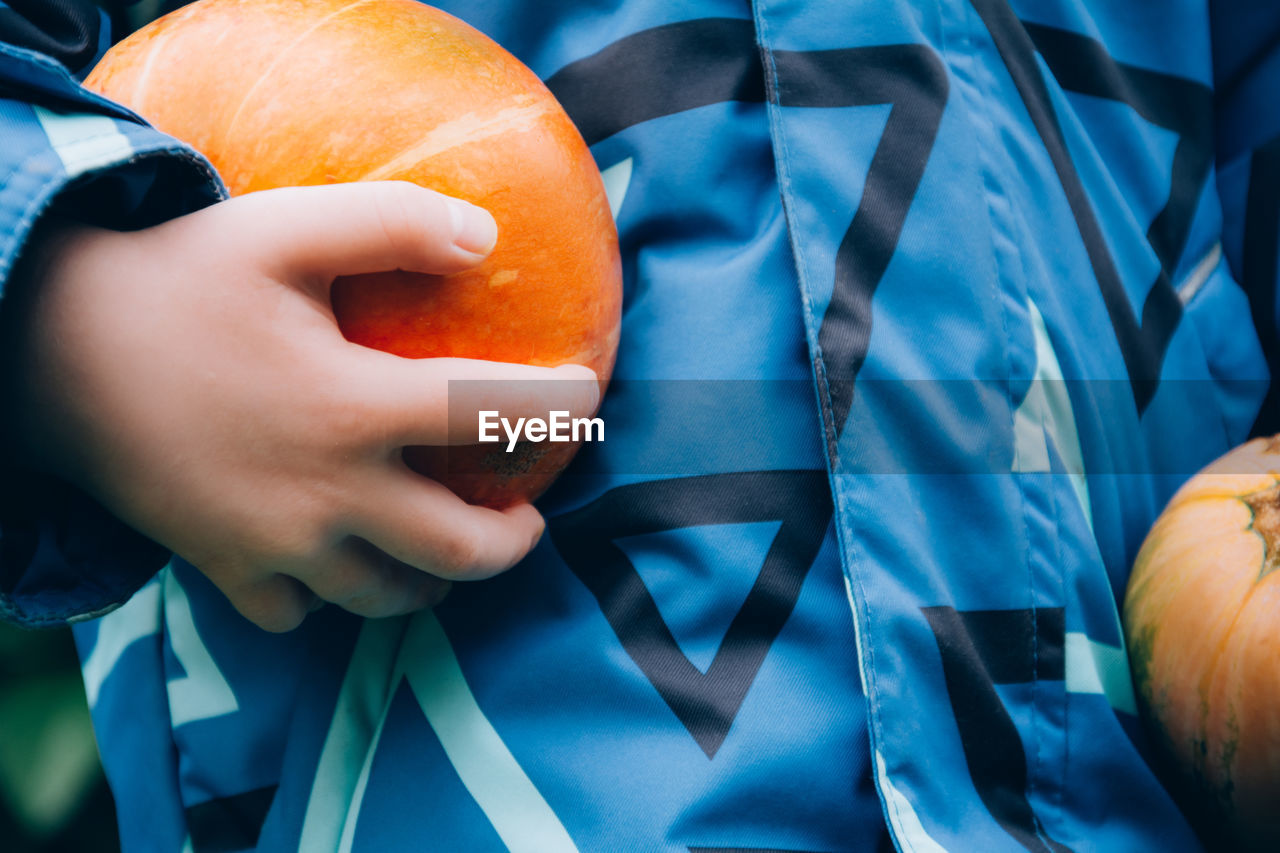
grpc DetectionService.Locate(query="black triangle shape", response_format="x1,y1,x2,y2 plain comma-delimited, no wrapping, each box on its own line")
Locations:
549,470,832,758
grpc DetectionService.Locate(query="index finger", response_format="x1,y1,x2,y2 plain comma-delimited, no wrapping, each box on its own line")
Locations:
345,352,601,448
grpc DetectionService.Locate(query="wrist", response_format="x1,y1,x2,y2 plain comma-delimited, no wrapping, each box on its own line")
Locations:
0,218,95,479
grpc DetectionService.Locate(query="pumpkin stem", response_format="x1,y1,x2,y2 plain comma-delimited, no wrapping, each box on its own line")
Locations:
1243,484,1280,580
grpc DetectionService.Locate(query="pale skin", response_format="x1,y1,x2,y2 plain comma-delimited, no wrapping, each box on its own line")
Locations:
0,181,598,632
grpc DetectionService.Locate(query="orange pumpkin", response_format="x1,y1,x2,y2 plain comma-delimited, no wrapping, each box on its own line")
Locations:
85,0,621,507
1124,436,1280,850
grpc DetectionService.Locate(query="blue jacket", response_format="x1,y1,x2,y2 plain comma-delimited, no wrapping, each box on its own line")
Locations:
2,1,1278,850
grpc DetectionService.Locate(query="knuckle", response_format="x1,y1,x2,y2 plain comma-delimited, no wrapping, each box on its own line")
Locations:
232,584,307,633
431,531,488,579
244,504,339,569
337,596,393,619
341,586,411,619
259,609,307,633
333,558,431,618
338,393,414,455
316,566,366,603
250,525,319,566
311,379,380,443
311,539,401,603
372,182,431,261
320,555,385,603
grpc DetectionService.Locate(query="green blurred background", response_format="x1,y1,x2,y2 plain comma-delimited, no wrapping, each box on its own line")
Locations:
0,621,120,853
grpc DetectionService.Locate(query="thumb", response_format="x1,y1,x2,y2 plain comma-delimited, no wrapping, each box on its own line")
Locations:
222,182,498,281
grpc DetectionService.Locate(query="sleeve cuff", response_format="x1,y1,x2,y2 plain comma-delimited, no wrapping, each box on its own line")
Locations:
0,99,226,626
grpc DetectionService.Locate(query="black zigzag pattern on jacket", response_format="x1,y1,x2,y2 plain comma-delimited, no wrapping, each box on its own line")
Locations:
549,471,831,759
548,23,949,443
924,607,1073,853
973,0,1211,414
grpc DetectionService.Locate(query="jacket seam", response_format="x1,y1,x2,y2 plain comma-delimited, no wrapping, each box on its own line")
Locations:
748,3,911,851
946,0,1056,841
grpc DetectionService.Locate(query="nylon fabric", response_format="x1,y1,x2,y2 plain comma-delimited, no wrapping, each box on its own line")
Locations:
0,1,1275,850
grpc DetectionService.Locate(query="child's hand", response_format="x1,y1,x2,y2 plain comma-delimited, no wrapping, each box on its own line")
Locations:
2,182,598,631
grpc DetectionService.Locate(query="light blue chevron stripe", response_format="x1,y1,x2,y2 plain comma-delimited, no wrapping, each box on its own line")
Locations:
300,616,409,853
1064,632,1138,715
81,579,161,708
164,568,238,727
600,157,633,221
401,612,578,853
876,749,949,853
1012,299,1092,530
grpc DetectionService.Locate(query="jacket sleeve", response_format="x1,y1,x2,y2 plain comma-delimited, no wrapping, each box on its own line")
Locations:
1211,3,1280,434
0,0,224,627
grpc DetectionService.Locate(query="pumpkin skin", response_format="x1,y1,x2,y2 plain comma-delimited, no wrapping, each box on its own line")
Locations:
1124,436,1280,850
85,0,621,507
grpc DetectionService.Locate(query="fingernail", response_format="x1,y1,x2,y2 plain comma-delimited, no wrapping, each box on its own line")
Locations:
447,198,498,256
555,363,599,382
555,364,600,412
